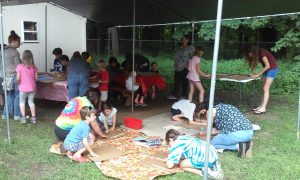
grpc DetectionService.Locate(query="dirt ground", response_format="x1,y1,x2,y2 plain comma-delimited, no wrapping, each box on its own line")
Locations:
34,89,277,125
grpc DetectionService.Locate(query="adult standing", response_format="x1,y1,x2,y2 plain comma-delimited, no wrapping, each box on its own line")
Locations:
67,51,91,99
1,31,21,120
167,35,195,100
245,46,278,114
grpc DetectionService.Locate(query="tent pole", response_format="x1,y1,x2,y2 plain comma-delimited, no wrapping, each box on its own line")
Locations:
203,0,223,179
297,84,300,139
107,28,111,59
0,0,11,143
131,0,136,112
191,21,195,45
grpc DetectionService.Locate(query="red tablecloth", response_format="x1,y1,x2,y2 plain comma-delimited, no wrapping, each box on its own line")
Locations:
35,81,69,102
113,73,166,94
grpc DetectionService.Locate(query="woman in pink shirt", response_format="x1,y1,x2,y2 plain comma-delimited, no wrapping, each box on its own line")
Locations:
16,50,38,124
186,47,210,103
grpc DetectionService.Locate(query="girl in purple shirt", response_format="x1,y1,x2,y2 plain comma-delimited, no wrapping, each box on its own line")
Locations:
245,46,278,114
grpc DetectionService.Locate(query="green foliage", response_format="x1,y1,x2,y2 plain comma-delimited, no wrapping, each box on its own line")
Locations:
271,30,300,52
241,17,270,30
172,24,193,41
271,15,300,52
197,22,215,41
221,19,242,29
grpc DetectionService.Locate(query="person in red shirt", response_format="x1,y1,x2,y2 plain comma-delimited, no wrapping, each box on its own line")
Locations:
90,60,109,110
245,46,279,114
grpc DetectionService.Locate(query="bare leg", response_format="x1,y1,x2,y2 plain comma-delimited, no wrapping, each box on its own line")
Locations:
179,159,202,175
257,78,273,112
188,82,195,101
0,95,4,106
135,94,140,104
74,133,95,157
194,82,205,103
255,77,266,110
151,86,156,99
172,114,185,121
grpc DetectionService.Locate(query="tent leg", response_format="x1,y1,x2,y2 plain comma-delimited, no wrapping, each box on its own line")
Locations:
297,84,300,139
203,0,224,179
0,0,11,143
131,0,136,113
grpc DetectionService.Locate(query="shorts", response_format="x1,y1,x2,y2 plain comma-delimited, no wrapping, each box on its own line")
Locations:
100,91,108,101
264,68,278,79
171,108,182,116
64,141,85,152
54,124,70,141
188,79,201,85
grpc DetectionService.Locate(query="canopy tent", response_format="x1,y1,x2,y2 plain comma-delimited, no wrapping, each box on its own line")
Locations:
3,0,300,25
1,0,300,179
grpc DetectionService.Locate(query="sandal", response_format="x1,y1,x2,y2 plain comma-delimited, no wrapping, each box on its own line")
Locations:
253,110,266,114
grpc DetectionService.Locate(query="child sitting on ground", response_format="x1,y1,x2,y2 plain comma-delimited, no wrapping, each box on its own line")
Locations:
125,68,147,106
98,102,117,133
64,106,99,162
90,60,109,110
150,62,159,99
16,50,38,124
170,99,206,125
165,129,223,179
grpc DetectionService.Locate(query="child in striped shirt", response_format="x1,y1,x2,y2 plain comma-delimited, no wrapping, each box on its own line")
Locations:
165,129,223,179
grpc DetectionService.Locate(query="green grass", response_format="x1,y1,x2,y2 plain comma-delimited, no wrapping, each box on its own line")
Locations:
0,94,300,179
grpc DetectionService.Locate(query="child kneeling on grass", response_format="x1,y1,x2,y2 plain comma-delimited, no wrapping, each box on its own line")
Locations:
165,129,223,179
64,106,99,162
98,102,117,133
171,99,206,125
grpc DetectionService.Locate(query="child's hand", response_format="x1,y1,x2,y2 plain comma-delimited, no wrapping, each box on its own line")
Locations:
250,74,259,78
105,129,109,134
109,127,115,131
100,134,108,138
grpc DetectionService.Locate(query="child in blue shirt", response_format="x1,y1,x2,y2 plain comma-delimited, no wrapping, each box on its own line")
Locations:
165,129,223,179
64,106,99,162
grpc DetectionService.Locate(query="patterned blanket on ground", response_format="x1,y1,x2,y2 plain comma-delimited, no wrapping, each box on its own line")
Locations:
93,130,183,180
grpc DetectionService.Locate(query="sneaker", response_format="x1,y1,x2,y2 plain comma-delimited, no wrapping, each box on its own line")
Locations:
20,116,27,124
237,142,245,158
166,95,177,100
14,116,21,121
31,117,37,124
208,167,224,180
245,141,253,158
216,149,224,153
139,103,148,107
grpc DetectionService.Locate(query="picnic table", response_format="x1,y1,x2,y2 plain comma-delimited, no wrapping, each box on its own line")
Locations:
35,73,69,102
203,74,259,108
